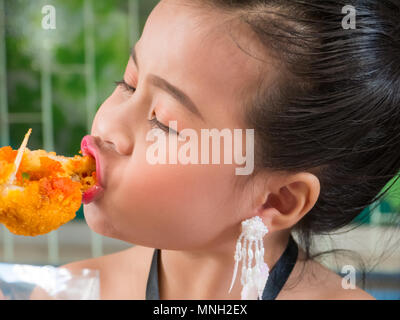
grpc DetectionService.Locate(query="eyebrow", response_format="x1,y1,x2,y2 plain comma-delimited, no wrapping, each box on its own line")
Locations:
131,46,204,121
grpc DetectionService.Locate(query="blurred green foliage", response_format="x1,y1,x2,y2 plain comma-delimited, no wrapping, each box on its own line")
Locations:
4,0,158,153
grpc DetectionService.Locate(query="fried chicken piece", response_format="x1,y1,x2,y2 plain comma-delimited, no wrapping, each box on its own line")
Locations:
0,129,96,236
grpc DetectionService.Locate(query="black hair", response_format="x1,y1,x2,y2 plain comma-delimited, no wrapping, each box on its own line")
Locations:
203,0,400,288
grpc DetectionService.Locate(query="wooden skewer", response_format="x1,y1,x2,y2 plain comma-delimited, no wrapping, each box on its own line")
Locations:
7,128,32,185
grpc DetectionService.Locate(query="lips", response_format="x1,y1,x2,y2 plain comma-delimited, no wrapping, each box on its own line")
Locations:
80,135,105,204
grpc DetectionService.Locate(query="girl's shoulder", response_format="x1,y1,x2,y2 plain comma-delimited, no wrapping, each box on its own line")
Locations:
278,253,375,300
61,244,155,300
61,245,376,300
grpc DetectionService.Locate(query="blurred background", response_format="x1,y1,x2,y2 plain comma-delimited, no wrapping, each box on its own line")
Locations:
0,0,399,299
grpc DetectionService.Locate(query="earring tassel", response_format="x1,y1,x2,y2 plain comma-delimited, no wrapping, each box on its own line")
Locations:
228,216,269,300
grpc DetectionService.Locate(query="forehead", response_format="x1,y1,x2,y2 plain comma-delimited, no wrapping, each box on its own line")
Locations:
138,0,271,126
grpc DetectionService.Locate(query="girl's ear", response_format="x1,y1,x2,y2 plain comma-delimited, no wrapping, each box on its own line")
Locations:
253,172,321,232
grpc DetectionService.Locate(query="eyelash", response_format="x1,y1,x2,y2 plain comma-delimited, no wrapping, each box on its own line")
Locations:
114,79,179,135
149,117,179,135
115,79,136,93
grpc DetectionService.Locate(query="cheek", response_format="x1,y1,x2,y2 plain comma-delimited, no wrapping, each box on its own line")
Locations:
108,145,239,249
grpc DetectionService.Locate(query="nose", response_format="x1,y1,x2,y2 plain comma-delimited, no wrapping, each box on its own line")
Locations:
91,107,134,156
103,132,133,156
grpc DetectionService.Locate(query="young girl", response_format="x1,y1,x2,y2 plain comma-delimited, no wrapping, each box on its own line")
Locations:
62,0,400,299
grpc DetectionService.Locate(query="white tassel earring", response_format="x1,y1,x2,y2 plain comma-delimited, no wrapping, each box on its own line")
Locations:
228,216,269,300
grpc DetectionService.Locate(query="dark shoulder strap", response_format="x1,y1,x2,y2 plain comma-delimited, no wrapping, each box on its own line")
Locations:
146,235,298,300
146,247,160,300
261,235,298,300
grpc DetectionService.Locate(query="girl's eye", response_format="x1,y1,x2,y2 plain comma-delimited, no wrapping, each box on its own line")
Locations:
149,117,179,135
114,79,179,135
115,79,136,94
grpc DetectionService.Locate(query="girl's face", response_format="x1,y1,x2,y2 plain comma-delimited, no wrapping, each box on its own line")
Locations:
84,0,273,250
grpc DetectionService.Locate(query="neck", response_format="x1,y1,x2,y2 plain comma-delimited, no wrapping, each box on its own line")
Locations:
158,229,291,299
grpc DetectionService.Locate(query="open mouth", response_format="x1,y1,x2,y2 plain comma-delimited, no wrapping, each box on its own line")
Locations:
80,135,105,204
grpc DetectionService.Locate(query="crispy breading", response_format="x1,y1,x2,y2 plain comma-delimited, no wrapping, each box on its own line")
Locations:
0,133,96,236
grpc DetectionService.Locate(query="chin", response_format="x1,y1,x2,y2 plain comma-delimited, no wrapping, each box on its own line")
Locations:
83,202,117,239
